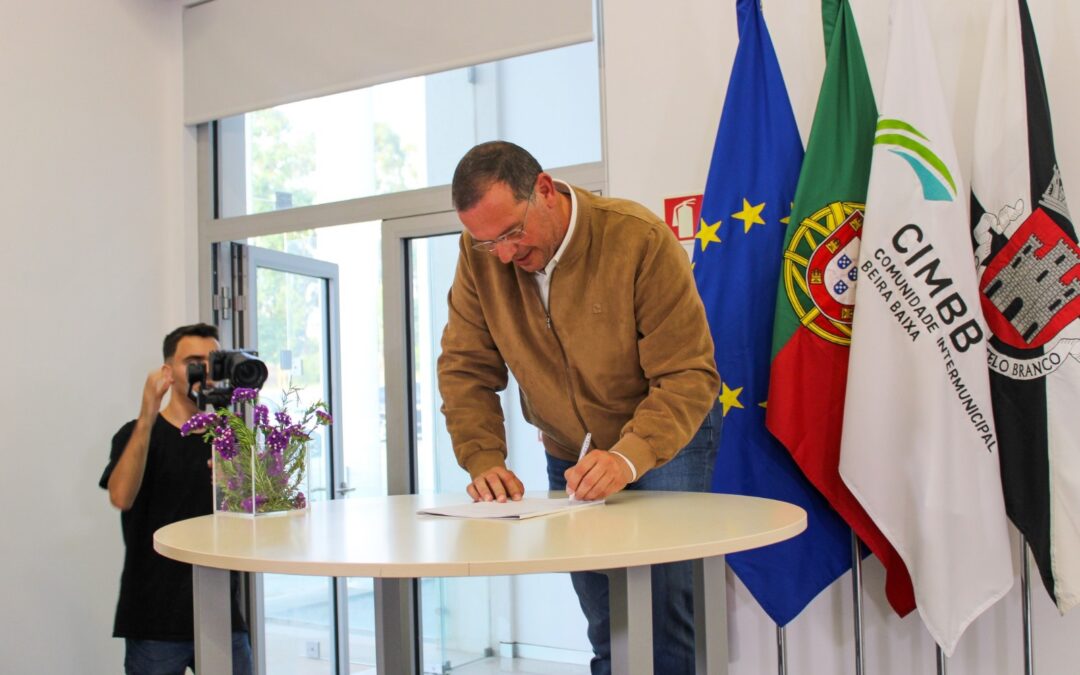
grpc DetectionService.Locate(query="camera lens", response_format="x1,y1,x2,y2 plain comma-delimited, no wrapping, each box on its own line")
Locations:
209,350,269,390
232,357,269,389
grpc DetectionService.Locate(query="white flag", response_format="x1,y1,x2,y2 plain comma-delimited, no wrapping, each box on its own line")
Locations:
839,0,1013,655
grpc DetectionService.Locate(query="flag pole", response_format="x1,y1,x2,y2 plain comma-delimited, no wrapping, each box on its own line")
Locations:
1021,535,1034,675
776,625,787,675
936,646,947,674
851,533,865,675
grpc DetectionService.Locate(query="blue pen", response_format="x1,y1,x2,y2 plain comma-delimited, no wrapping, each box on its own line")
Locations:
567,432,592,501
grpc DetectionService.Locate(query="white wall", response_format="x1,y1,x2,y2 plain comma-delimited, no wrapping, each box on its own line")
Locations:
0,1,189,673
603,0,1080,673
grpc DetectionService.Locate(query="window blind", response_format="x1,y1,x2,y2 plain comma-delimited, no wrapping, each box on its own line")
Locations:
183,0,594,125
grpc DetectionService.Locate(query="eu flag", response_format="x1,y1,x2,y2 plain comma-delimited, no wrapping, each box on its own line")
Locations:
692,0,853,626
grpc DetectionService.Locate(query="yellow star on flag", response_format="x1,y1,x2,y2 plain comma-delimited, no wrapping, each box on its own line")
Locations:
696,218,722,252
732,198,766,233
717,382,745,417
780,201,793,226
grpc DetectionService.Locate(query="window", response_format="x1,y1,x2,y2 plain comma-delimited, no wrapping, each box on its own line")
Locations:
216,42,601,218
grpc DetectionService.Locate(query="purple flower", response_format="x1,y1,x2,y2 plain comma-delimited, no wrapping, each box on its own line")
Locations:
240,494,268,512
181,412,220,436
266,453,285,477
231,388,260,405
213,428,238,460
293,492,306,509
315,410,333,425
285,424,309,442
266,428,288,453
254,404,269,428
274,410,292,426
226,476,242,491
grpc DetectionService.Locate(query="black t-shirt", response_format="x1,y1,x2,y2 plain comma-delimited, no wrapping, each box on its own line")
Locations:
99,416,246,640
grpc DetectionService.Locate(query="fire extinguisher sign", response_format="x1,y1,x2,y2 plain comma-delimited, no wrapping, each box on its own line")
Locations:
663,195,703,241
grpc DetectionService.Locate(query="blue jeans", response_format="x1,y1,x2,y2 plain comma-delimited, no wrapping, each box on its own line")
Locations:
546,403,721,675
124,631,253,675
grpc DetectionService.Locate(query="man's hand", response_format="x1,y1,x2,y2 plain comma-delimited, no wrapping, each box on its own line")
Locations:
564,450,633,502
467,466,524,503
140,365,173,422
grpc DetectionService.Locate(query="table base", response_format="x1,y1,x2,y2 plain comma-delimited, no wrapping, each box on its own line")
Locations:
192,556,732,674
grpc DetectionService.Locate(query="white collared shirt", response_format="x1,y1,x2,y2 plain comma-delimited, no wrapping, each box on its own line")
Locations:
532,179,578,311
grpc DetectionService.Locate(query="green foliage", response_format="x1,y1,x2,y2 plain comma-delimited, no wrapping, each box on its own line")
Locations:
253,267,324,391
249,109,316,214
373,121,419,194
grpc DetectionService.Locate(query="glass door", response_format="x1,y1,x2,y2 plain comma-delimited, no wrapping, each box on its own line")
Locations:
234,243,356,674
233,217,389,673
383,214,591,674
409,232,493,673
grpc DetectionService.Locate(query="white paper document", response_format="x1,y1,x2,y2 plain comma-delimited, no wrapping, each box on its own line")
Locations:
417,497,604,520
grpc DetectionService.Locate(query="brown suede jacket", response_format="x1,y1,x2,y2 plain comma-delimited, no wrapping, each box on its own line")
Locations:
437,185,720,481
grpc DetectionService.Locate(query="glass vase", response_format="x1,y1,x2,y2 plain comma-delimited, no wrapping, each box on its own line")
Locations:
213,433,309,517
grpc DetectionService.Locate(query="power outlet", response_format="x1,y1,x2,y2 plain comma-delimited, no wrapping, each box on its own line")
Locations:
305,640,321,659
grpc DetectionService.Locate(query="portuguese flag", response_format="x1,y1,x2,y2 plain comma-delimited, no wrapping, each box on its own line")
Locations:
765,0,915,617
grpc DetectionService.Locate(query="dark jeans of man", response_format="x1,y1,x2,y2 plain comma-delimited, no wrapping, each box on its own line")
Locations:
545,402,721,675
124,631,253,675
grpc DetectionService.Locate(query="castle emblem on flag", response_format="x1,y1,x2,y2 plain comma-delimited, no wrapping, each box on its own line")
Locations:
980,207,1080,350
781,202,864,345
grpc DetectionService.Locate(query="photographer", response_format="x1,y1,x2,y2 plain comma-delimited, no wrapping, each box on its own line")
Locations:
100,323,252,675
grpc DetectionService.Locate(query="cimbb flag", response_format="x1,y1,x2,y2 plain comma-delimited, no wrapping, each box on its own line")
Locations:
971,0,1080,612
766,0,916,616
692,0,852,627
838,0,1013,655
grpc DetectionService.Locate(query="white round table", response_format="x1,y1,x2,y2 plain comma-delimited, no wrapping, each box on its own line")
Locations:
156,490,806,675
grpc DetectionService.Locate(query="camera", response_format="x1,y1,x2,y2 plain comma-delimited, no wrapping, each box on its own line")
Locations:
186,349,269,409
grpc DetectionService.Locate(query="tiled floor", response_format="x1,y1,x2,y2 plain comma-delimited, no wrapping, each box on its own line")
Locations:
262,582,591,675
265,622,589,675
340,656,588,674
444,656,589,674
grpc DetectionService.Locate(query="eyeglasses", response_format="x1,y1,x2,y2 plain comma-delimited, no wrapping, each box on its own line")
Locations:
470,189,534,253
